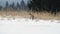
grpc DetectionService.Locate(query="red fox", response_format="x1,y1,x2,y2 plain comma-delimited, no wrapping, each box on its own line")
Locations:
29,13,34,20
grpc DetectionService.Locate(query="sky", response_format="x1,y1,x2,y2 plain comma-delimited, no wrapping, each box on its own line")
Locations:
0,0,28,7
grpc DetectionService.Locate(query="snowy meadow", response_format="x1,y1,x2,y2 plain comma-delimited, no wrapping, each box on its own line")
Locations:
0,16,60,34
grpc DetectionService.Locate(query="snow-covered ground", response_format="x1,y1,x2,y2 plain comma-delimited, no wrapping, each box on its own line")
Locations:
0,17,60,34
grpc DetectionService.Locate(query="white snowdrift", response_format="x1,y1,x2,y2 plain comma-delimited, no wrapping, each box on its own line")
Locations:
0,17,60,34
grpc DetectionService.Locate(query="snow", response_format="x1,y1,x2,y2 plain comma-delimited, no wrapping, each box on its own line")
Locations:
0,17,60,34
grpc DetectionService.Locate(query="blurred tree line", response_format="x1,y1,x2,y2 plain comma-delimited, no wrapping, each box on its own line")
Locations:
0,0,60,15
28,0,60,15
0,0,28,10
